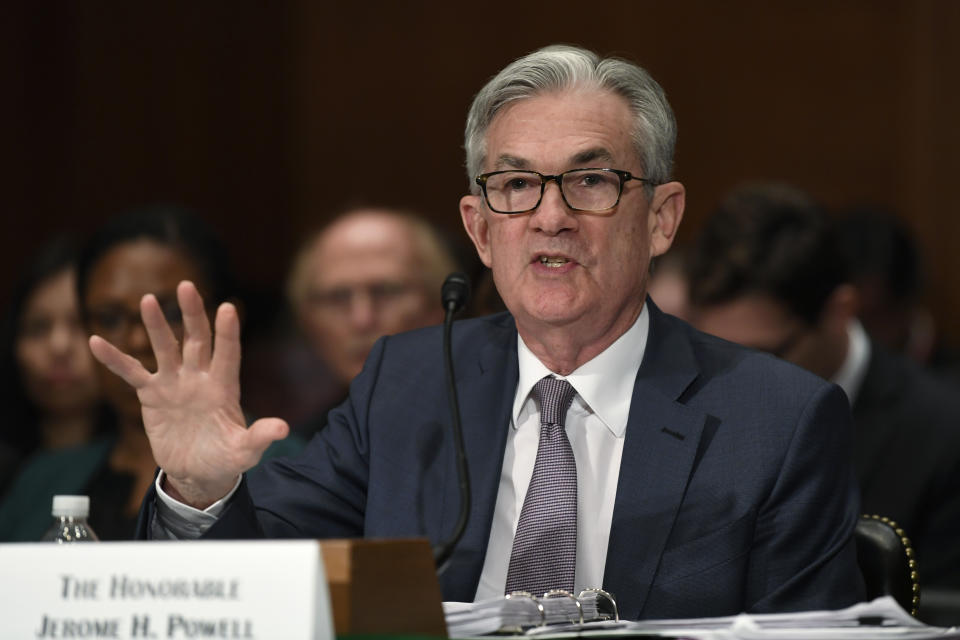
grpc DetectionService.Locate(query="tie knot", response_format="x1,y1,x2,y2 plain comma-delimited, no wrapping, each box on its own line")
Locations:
533,377,577,427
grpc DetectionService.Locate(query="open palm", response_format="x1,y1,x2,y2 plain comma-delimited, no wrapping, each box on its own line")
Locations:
89,280,288,508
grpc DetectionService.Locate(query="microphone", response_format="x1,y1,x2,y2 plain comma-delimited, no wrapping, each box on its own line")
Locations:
441,271,471,315
433,272,472,574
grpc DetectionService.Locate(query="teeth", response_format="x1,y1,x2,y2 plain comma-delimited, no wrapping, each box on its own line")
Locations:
539,256,569,267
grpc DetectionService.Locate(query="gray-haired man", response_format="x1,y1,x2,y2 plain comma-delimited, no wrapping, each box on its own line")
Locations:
91,45,865,619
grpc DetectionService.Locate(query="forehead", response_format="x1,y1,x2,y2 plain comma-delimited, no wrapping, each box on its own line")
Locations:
484,88,637,171
24,270,77,316
85,239,201,304
310,215,423,287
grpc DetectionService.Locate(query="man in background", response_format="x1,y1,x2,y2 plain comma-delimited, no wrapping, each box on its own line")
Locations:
835,208,960,383
243,208,459,434
688,182,960,588
288,209,457,386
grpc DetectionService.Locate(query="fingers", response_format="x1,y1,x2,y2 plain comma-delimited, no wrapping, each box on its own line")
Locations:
178,281,213,370
141,293,182,374
89,335,153,388
210,301,242,383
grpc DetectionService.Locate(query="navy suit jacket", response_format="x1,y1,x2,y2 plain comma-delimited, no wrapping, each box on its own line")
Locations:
853,344,960,588
140,302,865,619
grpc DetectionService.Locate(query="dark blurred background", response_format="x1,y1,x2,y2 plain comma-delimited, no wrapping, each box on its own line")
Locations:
4,1,959,345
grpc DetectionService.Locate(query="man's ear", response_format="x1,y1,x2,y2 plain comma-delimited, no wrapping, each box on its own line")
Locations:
648,181,686,259
821,284,859,333
460,194,493,268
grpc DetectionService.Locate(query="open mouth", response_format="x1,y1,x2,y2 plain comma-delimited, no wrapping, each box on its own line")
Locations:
538,255,571,268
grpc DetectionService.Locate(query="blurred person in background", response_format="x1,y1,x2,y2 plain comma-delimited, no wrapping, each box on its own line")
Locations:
647,246,691,321
244,208,460,437
0,235,104,502
836,207,960,383
687,182,960,589
1,206,301,540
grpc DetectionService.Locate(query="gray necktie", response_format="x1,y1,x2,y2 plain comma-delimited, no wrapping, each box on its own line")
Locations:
505,376,578,595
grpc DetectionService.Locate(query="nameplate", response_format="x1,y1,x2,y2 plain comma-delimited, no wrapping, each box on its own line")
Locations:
0,541,334,640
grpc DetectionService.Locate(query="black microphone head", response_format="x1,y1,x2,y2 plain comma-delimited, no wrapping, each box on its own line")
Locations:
441,272,471,314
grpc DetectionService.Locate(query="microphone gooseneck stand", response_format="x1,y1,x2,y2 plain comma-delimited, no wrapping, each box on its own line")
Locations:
433,273,472,575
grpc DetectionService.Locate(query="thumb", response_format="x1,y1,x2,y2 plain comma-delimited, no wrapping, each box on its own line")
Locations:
246,417,290,454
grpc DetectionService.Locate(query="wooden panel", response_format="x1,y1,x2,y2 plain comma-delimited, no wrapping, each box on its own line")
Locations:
4,1,959,344
319,538,446,636
907,1,960,348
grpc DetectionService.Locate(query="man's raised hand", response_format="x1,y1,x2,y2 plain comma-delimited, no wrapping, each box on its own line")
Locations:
88,280,289,509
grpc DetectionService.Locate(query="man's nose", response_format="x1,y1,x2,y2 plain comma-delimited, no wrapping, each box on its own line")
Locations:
348,291,378,331
530,180,578,235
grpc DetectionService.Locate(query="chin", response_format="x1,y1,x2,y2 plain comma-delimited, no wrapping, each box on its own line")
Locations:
523,301,589,327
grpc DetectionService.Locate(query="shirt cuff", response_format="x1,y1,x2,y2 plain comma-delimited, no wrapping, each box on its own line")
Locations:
153,471,243,539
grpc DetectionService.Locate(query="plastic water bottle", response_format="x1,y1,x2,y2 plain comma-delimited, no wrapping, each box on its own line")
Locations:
40,495,99,543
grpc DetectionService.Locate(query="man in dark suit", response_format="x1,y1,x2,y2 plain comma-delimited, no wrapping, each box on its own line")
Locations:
89,46,865,618
689,182,960,589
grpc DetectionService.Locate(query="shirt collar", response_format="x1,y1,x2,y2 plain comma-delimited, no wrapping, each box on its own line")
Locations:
831,319,871,405
512,304,649,437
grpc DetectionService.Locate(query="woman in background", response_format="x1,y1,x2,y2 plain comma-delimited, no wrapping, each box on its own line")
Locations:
0,236,104,502
1,207,301,540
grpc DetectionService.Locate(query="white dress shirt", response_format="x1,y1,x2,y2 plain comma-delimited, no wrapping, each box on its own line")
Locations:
473,306,649,600
153,471,238,538
831,319,871,407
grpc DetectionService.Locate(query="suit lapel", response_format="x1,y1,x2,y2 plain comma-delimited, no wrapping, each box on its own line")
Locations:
440,314,519,600
603,302,707,620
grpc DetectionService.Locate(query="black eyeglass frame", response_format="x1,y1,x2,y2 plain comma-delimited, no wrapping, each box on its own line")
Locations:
474,167,658,214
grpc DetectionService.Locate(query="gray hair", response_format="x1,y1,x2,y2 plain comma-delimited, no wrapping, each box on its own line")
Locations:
464,44,677,193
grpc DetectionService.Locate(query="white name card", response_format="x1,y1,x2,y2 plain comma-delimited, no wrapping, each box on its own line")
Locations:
0,540,334,640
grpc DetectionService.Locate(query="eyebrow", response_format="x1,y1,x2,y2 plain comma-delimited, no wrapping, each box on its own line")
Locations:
493,154,529,170
571,147,615,165
492,147,616,171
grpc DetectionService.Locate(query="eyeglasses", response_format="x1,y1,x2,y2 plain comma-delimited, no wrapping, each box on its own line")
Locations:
305,281,421,317
86,297,183,339
475,168,657,214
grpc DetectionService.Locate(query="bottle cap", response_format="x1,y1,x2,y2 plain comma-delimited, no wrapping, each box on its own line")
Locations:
51,495,90,518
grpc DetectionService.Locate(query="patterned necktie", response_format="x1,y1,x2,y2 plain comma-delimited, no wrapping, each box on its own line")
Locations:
505,376,578,595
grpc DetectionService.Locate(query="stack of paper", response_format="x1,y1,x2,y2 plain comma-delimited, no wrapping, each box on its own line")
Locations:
532,597,960,639
447,596,960,639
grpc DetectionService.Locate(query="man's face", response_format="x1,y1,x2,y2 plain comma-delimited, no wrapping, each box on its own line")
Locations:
297,213,443,385
693,294,837,380
460,89,684,349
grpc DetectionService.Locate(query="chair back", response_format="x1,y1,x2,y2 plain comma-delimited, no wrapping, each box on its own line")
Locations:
855,514,919,616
